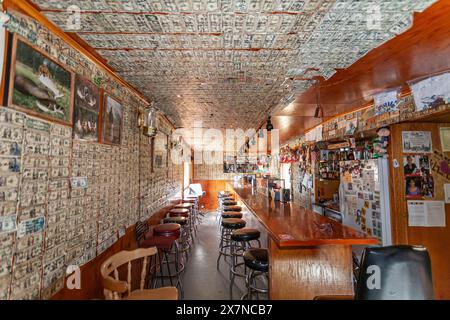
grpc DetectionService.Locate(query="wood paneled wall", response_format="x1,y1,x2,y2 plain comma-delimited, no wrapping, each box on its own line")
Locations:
192,180,230,210
389,122,450,299
51,204,175,300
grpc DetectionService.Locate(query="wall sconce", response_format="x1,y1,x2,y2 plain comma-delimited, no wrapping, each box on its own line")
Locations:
138,103,158,137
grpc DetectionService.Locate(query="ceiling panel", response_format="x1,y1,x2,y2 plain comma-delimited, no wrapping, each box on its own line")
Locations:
30,0,437,130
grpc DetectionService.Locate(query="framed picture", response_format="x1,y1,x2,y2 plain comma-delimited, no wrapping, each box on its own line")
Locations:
8,35,73,125
153,131,168,170
73,75,100,141
102,95,123,145
402,131,432,153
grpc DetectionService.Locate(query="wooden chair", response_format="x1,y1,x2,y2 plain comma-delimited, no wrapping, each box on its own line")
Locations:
100,247,178,300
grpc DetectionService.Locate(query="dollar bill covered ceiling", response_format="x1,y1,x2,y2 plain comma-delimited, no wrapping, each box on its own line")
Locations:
29,0,437,130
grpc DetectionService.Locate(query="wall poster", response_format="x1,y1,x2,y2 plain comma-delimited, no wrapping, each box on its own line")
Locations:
102,95,123,145
410,72,450,112
402,131,432,153
374,90,399,115
8,35,73,124
73,75,100,141
403,155,434,199
153,131,168,170
439,127,450,152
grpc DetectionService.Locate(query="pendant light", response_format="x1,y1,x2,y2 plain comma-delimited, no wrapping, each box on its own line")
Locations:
314,79,324,119
266,116,274,132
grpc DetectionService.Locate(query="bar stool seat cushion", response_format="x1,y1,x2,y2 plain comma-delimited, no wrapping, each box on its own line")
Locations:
223,200,238,206
244,248,268,272
218,191,232,198
169,208,190,218
222,218,246,229
140,235,175,251
231,228,261,242
153,223,181,238
175,203,193,209
163,216,187,226
221,196,234,202
223,205,242,212
221,212,243,219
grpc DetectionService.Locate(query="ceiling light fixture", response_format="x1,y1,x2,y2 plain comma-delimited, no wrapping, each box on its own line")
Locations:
266,116,274,132
142,102,158,137
314,79,324,119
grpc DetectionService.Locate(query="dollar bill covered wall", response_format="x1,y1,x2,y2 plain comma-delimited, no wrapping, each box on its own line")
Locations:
0,11,182,300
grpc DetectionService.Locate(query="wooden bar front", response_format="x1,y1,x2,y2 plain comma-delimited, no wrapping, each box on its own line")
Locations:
230,183,378,300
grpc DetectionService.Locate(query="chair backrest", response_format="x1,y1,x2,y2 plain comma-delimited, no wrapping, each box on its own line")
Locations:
355,245,434,300
100,247,157,300
135,220,149,243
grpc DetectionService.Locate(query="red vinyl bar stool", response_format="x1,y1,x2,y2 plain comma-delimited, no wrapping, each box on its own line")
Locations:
150,223,184,298
163,216,191,261
177,201,199,233
135,221,182,299
217,218,246,269
169,208,194,243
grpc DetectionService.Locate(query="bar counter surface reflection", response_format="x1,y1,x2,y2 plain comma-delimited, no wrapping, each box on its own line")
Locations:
229,181,378,300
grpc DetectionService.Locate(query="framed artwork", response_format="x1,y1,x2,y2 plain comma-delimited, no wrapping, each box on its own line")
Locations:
73,75,100,141
153,131,168,170
8,35,73,125
102,95,123,145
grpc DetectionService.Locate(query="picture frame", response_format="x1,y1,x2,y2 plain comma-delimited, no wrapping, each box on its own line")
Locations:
73,75,100,141
7,35,74,125
101,94,123,146
153,131,168,170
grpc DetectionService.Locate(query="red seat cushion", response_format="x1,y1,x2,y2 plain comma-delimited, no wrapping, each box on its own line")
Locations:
139,235,176,250
175,203,193,209
153,223,181,238
169,208,190,218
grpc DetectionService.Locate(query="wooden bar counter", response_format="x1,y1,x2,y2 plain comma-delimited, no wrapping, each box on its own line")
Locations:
230,183,378,300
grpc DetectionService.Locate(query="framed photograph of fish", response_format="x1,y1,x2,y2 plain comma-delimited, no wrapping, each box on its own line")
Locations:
8,35,74,125
73,75,100,141
101,95,123,145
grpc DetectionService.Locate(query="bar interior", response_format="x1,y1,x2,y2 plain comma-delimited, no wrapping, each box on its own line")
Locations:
0,0,449,301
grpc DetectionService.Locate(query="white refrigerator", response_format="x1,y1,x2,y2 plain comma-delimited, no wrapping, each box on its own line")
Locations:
339,159,392,246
